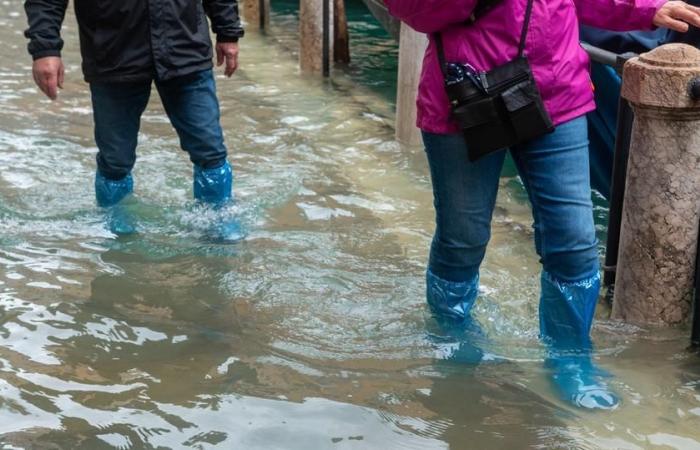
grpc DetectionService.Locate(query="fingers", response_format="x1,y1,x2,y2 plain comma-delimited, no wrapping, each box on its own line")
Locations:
660,15,691,32
44,71,58,100
33,68,57,99
215,43,240,77
669,3,700,28
32,57,63,100
679,3,700,27
655,1,700,32
216,45,224,67
58,62,65,89
225,52,238,77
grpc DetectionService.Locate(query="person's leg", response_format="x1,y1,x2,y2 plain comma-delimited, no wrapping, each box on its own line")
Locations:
512,116,618,410
155,70,240,241
90,81,152,234
155,69,228,172
423,132,506,323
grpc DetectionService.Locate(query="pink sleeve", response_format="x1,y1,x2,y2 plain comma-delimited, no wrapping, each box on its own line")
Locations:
575,0,667,30
383,0,479,33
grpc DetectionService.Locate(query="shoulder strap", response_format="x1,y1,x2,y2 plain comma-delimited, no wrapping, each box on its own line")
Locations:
435,33,448,77
518,0,535,57
434,0,535,76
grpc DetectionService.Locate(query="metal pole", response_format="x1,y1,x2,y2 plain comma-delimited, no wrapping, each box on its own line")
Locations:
603,96,634,288
581,43,620,67
692,224,700,347
322,0,330,77
259,0,265,30
580,48,636,290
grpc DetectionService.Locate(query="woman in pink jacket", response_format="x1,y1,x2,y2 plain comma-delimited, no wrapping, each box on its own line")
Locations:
385,0,700,409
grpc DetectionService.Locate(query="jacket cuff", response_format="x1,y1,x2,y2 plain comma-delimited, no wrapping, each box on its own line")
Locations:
31,49,62,60
646,0,668,29
216,35,240,43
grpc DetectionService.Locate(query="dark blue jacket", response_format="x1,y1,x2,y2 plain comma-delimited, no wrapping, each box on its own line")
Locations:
24,0,245,83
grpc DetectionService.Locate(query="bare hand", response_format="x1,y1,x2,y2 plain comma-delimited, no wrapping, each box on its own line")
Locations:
654,1,700,32
32,56,64,100
216,42,239,77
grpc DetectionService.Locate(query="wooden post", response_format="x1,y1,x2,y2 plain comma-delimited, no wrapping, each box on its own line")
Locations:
300,0,334,74
612,44,700,325
395,23,427,146
333,0,350,64
242,0,270,31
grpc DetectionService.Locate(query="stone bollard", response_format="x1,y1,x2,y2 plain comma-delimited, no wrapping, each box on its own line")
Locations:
612,44,700,325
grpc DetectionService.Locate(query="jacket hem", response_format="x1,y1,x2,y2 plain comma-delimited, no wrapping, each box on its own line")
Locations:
84,61,214,84
416,101,597,135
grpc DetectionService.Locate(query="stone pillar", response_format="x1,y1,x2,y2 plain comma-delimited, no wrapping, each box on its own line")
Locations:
300,0,333,74
242,0,270,30
612,44,700,325
395,23,428,147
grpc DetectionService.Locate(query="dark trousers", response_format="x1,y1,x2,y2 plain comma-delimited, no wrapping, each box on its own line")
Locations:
90,69,227,181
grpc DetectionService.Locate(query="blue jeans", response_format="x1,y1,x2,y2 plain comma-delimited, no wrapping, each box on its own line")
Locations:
90,69,227,180
423,116,599,284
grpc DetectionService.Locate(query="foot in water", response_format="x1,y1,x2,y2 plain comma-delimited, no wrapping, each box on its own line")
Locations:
95,172,136,236
425,270,492,364
193,161,244,243
540,271,620,410
427,314,490,364
546,351,619,410
104,202,136,236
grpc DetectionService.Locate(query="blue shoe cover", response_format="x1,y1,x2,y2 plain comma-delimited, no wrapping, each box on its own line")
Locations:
545,353,619,410
426,270,479,323
426,270,485,364
427,315,487,364
95,172,136,235
540,271,620,410
193,161,243,242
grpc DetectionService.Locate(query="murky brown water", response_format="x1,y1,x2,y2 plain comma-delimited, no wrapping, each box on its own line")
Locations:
1,1,700,449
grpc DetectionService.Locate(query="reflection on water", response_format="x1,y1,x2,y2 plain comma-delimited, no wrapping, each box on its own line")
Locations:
1,0,699,448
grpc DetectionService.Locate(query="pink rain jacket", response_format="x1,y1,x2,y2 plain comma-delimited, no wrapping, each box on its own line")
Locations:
384,0,665,134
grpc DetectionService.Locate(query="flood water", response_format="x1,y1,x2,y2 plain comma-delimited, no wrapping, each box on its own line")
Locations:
1,1,700,448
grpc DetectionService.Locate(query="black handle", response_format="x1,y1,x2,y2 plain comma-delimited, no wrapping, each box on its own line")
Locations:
689,77,700,101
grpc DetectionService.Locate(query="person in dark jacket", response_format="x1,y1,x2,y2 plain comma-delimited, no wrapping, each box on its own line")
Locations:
24,0,245,240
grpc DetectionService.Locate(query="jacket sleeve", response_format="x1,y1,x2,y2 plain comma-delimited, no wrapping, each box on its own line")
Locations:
24,0,68,60
203,0,245,42
383,0,479,33
575,0,667,31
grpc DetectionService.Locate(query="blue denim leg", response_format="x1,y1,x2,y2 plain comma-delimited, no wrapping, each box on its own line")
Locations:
511,116,600,282
155,69,228,170
422,132,506,283
511,116,616,409
90,81,152,180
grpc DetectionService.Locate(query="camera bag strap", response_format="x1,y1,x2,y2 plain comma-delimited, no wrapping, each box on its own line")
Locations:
434,0,535,79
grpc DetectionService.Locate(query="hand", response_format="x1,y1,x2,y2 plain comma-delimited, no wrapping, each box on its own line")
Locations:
654,1,700,32
216,42,239,77
32,56,64,100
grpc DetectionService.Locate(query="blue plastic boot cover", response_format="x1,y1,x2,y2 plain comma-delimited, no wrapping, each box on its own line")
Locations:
540,271,619,410
426,270,479,322
95,172,133,207
426,269,486,363
193,161,242,242
95,172,136,235
193,161,233,206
